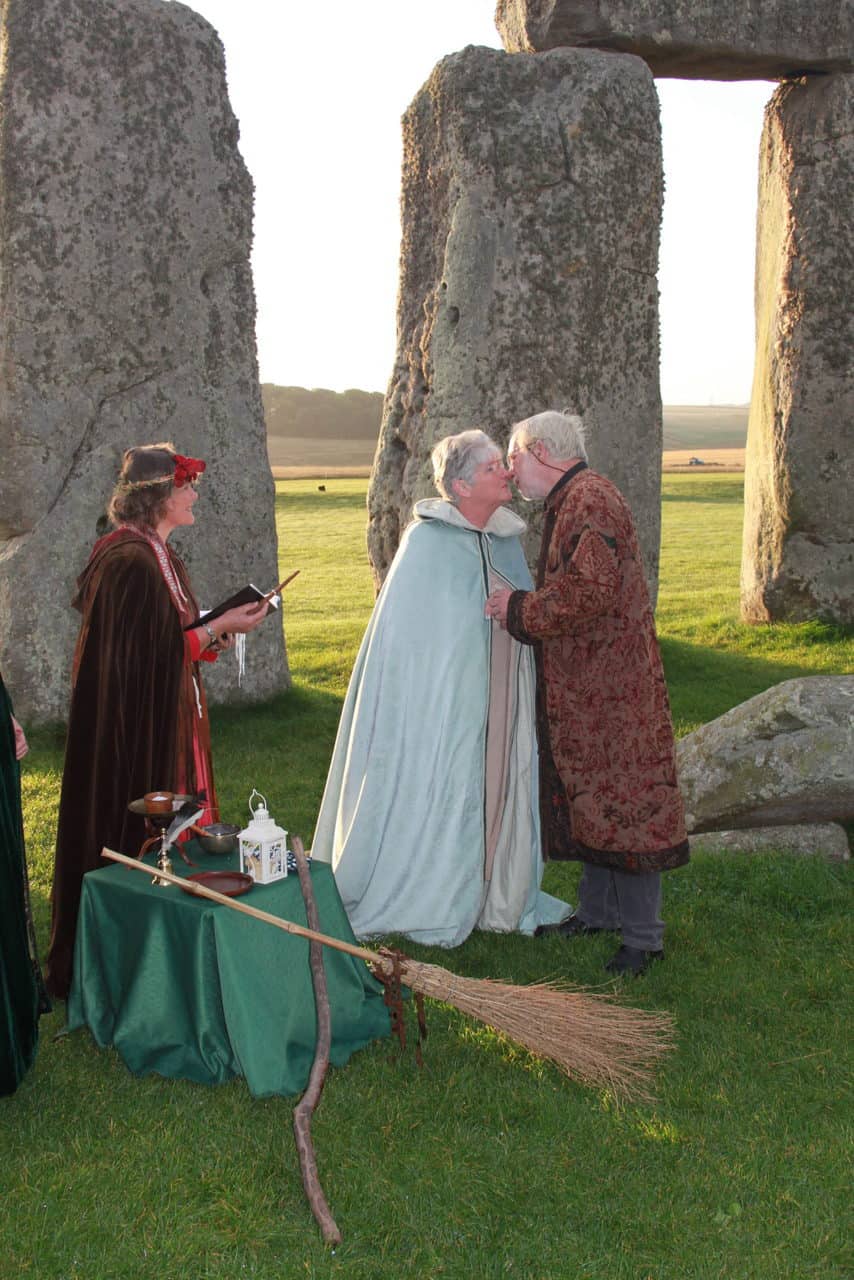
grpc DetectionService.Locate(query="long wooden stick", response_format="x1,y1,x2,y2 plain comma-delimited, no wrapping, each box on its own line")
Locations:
290,836,342,1246
103,847,386,967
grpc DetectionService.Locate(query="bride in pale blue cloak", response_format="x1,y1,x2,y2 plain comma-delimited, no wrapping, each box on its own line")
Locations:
312,430,569,946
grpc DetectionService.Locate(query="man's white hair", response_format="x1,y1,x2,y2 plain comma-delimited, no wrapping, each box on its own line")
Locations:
431,429,500,503
510,409,588,462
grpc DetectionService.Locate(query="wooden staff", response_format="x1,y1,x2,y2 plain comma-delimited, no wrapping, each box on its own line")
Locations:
290,836,341,1246
263,570,300,603
102,847,674,1101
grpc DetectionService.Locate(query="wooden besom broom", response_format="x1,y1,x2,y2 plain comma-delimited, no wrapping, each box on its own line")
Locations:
102,847,674,1100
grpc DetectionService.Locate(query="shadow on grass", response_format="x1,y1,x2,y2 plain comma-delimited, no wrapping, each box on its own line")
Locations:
210,684,345,840
660,632,851,733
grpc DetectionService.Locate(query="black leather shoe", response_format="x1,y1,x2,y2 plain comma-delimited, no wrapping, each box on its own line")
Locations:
534,914,611,939
604,944,664,975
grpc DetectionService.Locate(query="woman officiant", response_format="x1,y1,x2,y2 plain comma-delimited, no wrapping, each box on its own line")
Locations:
46,444,268,999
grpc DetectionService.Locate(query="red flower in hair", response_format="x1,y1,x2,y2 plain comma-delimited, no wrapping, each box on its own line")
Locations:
173,454,206,487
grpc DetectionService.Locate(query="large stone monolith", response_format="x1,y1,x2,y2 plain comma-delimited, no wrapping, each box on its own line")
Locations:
368,46,663,590
741,74,854,624
496,1,852,80
0,0,288,722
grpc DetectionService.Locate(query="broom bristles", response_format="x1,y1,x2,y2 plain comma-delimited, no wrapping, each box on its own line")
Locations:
396,959,674,1101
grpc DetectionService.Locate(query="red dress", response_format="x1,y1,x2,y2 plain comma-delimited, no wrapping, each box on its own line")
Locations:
46,528,219,999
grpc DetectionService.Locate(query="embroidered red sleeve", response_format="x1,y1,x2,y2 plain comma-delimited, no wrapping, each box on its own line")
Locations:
519,525,619,638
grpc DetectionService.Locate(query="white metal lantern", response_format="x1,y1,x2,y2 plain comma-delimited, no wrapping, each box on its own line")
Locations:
238,789,289,885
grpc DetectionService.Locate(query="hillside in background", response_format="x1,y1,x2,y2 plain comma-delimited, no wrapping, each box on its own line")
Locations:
263,386,749,473
262,385,384,440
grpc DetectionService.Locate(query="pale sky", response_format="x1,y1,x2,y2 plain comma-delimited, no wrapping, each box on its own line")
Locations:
182,0,773,405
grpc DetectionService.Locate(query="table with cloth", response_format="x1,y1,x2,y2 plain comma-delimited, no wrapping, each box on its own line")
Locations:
66,843,391,1096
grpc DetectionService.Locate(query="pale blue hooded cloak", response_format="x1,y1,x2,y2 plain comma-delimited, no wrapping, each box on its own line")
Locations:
312,499,569,946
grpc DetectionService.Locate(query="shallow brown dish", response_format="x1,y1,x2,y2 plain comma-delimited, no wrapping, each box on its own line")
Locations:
180,870,253,898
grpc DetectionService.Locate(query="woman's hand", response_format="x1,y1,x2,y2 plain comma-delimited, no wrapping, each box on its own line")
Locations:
485,588,512,629
11,714,28,760
214,601,269,637
191,601,269,656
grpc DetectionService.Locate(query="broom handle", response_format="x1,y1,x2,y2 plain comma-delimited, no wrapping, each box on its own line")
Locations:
102,847,385,968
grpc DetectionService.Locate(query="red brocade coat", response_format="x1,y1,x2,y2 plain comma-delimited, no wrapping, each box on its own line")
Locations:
45,530,217,999
506,463,689,874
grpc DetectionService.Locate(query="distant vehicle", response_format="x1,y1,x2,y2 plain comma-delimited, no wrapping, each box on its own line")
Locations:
688,456,705,466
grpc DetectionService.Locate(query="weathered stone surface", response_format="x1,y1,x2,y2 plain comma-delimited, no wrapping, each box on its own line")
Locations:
369,46,663,591
0,0,288,722
741,74,854,625
690,824,851,862
677,677,854,833
495,1,853,80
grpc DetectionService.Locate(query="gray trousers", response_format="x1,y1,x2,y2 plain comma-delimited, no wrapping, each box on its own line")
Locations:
577,864,664,951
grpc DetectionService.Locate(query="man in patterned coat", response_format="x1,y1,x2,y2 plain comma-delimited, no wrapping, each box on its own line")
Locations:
485,411,689,974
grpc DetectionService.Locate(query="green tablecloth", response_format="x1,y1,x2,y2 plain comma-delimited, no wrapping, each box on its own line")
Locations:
66,843,390,1097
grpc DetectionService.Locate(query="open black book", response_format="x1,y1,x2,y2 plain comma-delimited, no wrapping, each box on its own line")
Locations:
183,584,277,631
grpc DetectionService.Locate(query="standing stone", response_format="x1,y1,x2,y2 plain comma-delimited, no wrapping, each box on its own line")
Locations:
0,0,288,722
741,74,854,624
368,46,663,590
495,1,852,80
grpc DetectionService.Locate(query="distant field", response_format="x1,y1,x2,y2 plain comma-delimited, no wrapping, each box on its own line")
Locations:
661,404,748,450
268,406,750,478
267,436,375,474
663,447,745,472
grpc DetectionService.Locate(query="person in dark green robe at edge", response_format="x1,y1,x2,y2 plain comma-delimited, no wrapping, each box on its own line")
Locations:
0,669,51,1096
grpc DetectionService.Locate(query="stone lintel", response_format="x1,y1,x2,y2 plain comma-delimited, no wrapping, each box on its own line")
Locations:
495,1,853,81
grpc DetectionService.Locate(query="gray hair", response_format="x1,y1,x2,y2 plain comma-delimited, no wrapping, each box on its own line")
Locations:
431,429,500,503
509,410,588,462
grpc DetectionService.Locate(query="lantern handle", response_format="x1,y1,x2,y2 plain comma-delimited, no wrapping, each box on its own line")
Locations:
249,788,267,817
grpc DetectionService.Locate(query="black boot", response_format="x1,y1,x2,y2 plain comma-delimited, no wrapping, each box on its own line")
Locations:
604,944,664,976
534,914,614,939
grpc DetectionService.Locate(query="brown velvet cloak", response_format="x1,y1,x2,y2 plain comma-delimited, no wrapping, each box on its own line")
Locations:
507,463,689,874
46,531,215,999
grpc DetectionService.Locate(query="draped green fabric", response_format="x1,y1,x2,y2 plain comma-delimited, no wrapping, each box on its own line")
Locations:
0,675,42,1096
66,846,390,1096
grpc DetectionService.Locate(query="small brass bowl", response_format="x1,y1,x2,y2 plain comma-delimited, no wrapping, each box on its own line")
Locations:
196,822,240,855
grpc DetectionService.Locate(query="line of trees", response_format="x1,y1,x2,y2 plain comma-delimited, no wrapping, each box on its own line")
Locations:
261,386,749,449
262,385,383,441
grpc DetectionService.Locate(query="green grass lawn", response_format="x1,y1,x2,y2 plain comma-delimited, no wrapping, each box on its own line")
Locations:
658,474,853,735
4,474,852,1280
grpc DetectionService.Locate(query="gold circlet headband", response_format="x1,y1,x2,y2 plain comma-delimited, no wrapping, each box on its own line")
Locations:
116,473,185,492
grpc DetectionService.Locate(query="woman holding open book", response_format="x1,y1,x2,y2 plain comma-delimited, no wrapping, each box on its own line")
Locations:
45,444,267,999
